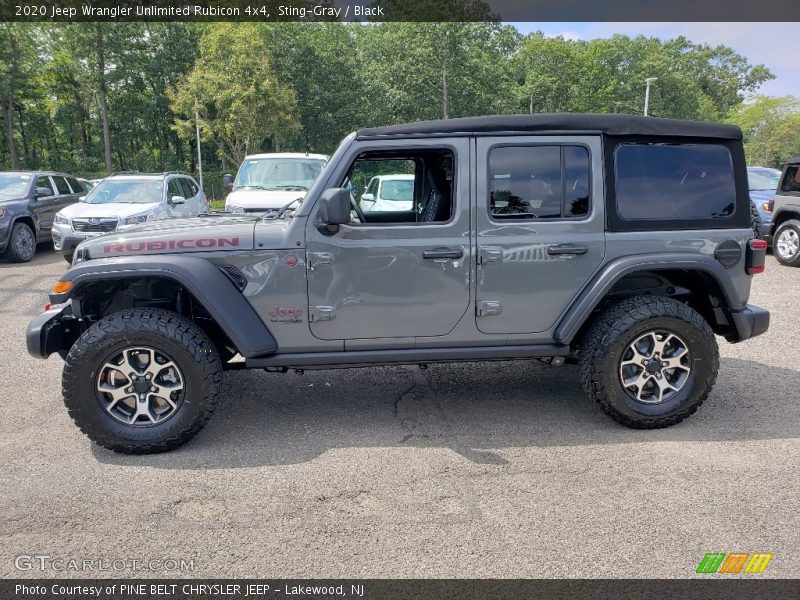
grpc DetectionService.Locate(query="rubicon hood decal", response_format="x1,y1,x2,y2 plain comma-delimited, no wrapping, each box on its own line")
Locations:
103,237,241,253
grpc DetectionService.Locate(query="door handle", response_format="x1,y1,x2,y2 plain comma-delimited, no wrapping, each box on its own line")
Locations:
547,243,588,256
422,247,463,260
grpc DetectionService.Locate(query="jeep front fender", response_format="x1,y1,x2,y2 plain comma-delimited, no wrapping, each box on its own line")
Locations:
49,255,278,358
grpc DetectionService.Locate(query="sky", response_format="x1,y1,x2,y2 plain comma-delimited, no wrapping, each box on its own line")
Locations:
511,22,799,99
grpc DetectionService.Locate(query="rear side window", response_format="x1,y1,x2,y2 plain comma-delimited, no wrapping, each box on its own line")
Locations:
52,176,72,195
184,178,199,197
780,165,800,195
615,144,736,220
65,177,81,194
489,145,590,220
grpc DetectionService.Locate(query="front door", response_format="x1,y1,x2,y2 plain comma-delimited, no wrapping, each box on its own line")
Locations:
305,138,471,341
475,136,606,335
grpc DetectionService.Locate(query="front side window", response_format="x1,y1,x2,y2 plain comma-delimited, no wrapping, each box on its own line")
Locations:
780,165,800,195
489,145,590,220
342,149,454,224
615,144,736,220
83,178,163,204
235,157,326,193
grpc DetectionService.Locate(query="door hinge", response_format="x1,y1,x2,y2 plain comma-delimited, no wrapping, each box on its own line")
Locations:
476,300,502,317
309,306,336,322
307,252,334,270
478,246,503,265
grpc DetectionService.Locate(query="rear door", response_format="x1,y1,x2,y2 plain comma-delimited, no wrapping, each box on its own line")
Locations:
475,136,606,335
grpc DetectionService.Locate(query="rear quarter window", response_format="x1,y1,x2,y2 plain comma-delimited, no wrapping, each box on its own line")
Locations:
780,165,800,195
615,144,736,220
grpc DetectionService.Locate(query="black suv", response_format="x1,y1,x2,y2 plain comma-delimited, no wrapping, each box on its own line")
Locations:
0,171,83,262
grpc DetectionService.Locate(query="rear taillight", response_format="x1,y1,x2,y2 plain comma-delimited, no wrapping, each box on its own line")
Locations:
746,239,768,275
762,199,774,212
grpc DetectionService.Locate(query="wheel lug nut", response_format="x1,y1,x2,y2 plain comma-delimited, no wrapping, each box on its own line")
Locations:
145,374,151,380
151,386,156,392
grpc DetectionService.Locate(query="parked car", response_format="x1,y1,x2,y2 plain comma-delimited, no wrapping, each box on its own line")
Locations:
27,113,769,454
224,153,328,214
769,156,800,266
747,166,781,241
360,174,415,212
52,172,207,264
0,171,84,262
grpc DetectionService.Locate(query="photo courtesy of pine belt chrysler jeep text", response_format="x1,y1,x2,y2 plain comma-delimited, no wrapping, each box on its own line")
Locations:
26,114,770,454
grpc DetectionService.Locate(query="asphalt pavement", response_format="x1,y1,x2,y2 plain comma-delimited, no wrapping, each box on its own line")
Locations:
1,247,797,578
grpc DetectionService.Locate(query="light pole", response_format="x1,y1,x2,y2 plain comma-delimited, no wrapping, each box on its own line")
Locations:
194,103,203,192
644,77,658,116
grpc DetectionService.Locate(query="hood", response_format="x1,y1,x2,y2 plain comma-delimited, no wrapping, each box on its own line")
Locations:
60,201,161,219
0,195,26,205
225,188,306,209
748,190,775,203
75,214,298,260
76,215,260,260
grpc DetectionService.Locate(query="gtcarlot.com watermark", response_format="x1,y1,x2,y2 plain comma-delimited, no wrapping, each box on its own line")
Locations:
14,554,195,573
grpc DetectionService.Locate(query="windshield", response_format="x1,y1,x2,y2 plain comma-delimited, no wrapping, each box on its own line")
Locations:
83,178,163,204
748,169,781,191
234,157,326,191
0,173,32,199
379,179,414,201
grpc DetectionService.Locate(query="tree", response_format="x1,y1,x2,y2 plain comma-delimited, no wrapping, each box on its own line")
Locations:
727,96,800,167
0,23,39,168
170,23,300,167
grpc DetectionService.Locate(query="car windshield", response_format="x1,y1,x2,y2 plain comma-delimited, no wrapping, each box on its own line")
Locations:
748,169,781,191
0,173,32,199
234,157,325,191
83,178,163,204
380,179,414,201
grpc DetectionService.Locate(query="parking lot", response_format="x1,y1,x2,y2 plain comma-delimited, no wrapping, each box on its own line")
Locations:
0,247,797,579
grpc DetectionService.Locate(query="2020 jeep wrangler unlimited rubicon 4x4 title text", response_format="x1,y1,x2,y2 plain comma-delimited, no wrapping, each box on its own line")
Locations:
26,114,770,454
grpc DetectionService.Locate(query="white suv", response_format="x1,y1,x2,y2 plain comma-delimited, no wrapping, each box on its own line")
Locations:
52,173,207,263
224,153,328,214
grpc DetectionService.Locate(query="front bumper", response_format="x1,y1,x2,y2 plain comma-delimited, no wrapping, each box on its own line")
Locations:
51,222,103,255
26,302,78,359
727,304,770,343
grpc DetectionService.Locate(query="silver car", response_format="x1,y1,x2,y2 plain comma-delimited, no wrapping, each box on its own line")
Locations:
52,172,207,263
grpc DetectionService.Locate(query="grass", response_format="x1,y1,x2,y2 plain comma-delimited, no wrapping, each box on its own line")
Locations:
209,198,226,211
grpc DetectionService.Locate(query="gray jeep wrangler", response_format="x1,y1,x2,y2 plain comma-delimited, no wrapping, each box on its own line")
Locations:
770,156,800,266
26,114,770,454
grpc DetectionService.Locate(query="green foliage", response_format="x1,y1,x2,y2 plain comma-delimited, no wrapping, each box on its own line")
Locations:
726,96,800,167
0,22,785,178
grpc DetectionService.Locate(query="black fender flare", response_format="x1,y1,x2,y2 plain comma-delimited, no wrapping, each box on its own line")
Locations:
554,253,745,344
51,255,277,357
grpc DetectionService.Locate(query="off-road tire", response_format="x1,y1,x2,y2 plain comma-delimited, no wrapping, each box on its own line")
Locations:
578,295,719,429
63,308,223,453
63,252,74,265
750,202,762,239
773,219,800,267
4,222,36,262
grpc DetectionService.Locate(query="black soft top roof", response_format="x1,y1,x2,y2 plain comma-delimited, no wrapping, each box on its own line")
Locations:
357,113,742,140
786,156,800,165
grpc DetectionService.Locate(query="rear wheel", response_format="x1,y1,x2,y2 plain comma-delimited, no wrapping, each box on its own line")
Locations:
62,308,223,453
774,219,800,267
579,296,719,429
4,222,36,262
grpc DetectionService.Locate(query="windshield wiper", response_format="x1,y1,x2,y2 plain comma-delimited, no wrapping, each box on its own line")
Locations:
270,185,309,191
264,197,302,220
238,185,268,190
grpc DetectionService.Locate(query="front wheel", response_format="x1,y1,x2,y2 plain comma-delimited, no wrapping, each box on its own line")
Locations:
774,219,800,267
4,222,36,262
578,296,719,429
62,308,223,453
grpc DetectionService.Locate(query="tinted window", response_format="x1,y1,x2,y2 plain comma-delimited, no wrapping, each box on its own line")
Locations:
65,177,82,194
780,166,800,194
184,178,199,197
489,145,590,219
52,176,72,195
615,144,736,220
35,176,54,196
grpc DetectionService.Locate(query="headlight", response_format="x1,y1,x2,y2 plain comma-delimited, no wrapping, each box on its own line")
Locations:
120,213,151,225
226,205,244,214
54,213,69,225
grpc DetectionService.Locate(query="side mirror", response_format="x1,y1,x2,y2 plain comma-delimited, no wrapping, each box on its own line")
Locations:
35,187,52,198
170,195,185,205
223,174,234,188
361,193,375,203
317,188,351,233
